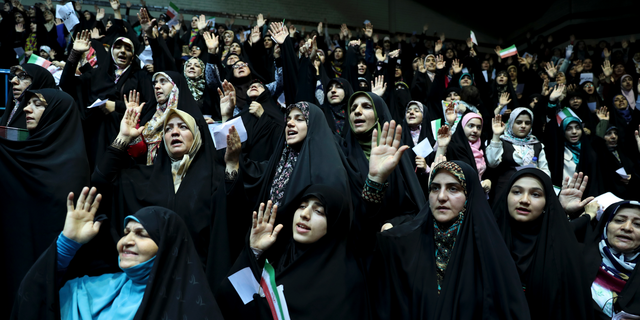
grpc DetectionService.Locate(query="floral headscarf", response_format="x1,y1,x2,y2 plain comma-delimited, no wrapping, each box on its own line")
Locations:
183,57,206,101
142,72,179,165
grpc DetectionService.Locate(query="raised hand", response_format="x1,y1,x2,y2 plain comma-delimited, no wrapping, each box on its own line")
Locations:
225,126,241,168
340,23,349,39
196,14,208,31
317,21,323,33
250,201,283,252
416,156,427,173
62,187,102,244
545,60,558,78
542,79,550,96
90,27,104,40
96,8,105,20
603,48,611,59
451,59,463,74
389,49,401,59
118,107,144,139
375,48,386,62
436,54,445,69
73,30,92,52
445,104,457,125
492,114,506,136
549,84,565,102
499,92,511,107
440,32,445,42
137,7,152,33
363,22,373,38
559,172,594,215
596,106,609,121
268,21,289,45
204,32,219,54
123,90,145,113
435,40,443,53
436,125,452,148
218,80,236,121
635,125,640,153
369,120,408,183
15,23,24,32
110,0,121,11
256,13,267,28
371,75,387,97
250,25,261,44
601,60,613,77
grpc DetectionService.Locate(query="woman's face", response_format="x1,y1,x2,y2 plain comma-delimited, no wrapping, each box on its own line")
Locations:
184,59,203,78
446,91,460,102
263,37,274,49
232,61,250,78
164,114,194,159
357,61,367,75
463,118,482,142
512,113,532,138
429,170,466,224
112,42,134,68
496,72,508,85
226,55,239,66
10,67,32,100
508,67,517,80
117,220,159,269
350,95,376,134
614,95,628,110
29,22,36,32
106,20,113,30
583,82,594,95
189,46,201,57
481,60,490,70
223,32,234,46
84,11,91,21
14,13,24,24
334,48,344,60
286,107,308,147
412,58,420,71
425,55,436,71
583,58,593,70
569,95,582,109
230,43,241,55
606,207,640,254
394,66,402,78
556,72,566,84
406,103,423,126
507,175,546,223
445,49,454,59
23,95,46,131
564,122,582,143
459,75,472,87
326,82,345,105
621,76,634,91
44,10,53,21
614,64,625,76
292,196,327,244
154,75,174,104
247,82,265,99
604,129,618,148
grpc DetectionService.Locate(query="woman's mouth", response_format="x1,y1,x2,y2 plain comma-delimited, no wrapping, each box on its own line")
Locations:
287,130,298,136
516,207,531,215
171,138,183,146
353,119,366,126
121,249,138,257
296,223,310,234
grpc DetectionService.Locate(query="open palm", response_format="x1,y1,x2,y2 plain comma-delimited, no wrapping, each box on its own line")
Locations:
369,120,408,183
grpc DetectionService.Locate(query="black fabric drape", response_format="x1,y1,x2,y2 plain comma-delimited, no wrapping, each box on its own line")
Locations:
492,168,594,320
370,161,531,320
0,89,90,316
0,64,56,128
240,89,285,162
11,207,223,319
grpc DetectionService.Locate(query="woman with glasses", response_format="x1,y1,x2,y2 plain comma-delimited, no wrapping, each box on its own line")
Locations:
1,64,56,129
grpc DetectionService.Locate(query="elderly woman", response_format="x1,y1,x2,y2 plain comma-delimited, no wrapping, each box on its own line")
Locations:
11,187,222,319
584,201,640,318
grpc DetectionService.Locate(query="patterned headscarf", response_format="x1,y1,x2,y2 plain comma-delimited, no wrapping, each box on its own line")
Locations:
142,72,179,165
111,37,134,83
500,108,540,165
183,57,206,101
269,102,310,207
162,109,202,193
428,161,467,293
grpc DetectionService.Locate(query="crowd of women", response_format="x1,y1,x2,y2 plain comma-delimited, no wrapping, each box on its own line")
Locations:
1,0,640,319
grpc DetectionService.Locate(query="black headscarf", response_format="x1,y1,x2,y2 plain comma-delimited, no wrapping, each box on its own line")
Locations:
492,168,594,320
11,207,223,319
0,89,90,315
370,161,531,319
240,84,285,162
583,201,640,317
0,64,56,128
319,78,354,135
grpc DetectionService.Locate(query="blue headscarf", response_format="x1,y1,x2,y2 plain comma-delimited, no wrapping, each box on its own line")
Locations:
561,116,582,165
613,94,633,124
59,215,156,320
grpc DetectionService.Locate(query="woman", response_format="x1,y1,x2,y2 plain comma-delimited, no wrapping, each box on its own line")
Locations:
492,168,595,319
370,161,530,319
326,46,345,78
216,185,370,319
183,56,214,116
0,89,90,315
433,112,492,193
584,201,640,318
92,107,218,263
401,100,436,177
487,108,550,199
491,69,519,113
319,78,354,135
1,64,56,129
11,187,222,319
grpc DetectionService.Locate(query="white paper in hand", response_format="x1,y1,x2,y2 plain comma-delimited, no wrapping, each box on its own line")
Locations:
579,73,593,85
228,267,260,305
88,98,107,109
56,3,80,32
592,192,624,220
412,139,434,158
209,116,248,150
616,167,630,179
587,102,597,112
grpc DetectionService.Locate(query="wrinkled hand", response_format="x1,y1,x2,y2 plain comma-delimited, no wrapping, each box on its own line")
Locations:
445,104,457,125
492,114,506,135
249,101,264,118
224,125,242,166
123,90,145,113
118,107,144,139
218,80,236,119
62,187,102,244
559,172,594,215
596,106,609,121
371,75,387,97
268,21,289,45
250,201,282,252
368,120,408,183
436,125,452,148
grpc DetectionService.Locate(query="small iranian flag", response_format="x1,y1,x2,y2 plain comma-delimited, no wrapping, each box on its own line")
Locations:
470,30,478,46
499,45,518,58
166,2,179,20
556,107,580,126
27,54,51,69
260,260,290,320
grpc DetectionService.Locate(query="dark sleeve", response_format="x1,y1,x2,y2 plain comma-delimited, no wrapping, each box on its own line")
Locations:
570,214,593,243
342,44,360,90
294,57,316,103
279,36,299,105
91,146,133,187
149,36,177,72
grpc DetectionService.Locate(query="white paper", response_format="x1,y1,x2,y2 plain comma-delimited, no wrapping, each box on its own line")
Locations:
461,67,469,74
587,102,597,112
87,98,107,109
277,285,291,320
138,45,153,68
56,3,79,32
592,192,624,221
228,267,260,305
412,138,434,158
579,73,593,85
482,70,488,82
553,185,561,196
209,116,248,150
616,167,630,179
470,30,478,46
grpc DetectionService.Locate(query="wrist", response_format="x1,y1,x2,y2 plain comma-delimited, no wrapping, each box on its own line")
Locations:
367,173,388,184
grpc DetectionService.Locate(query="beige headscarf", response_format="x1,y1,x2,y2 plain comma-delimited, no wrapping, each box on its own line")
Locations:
162,109,202,193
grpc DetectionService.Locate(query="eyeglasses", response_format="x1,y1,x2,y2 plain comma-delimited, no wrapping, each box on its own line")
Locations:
583,84,594,88
191,46,201,51
250,83,264,90
11,72,31,82
233,62,248,69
